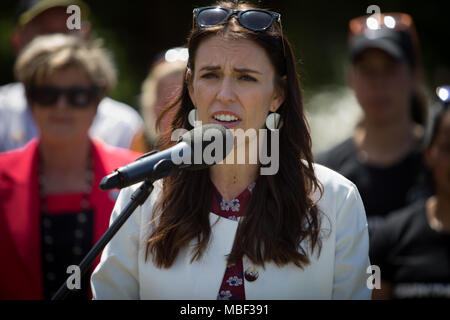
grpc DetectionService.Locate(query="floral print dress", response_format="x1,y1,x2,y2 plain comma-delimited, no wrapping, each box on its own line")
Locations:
211,182,255,300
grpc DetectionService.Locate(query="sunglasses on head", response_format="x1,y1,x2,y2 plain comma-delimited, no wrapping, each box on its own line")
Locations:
28,85,100,108
193,6,281,32
349,12,414,36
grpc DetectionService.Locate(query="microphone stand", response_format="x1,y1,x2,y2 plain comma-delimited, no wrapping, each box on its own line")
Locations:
51,178,155,300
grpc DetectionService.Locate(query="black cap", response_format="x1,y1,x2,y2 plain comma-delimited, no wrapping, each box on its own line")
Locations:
350,28,416,67
348,13,419,68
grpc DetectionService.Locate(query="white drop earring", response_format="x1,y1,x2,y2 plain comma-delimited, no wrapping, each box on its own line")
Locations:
188,109,198,127
265,112,282,131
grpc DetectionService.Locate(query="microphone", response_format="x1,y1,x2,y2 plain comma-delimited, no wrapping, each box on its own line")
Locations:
100,124,234,190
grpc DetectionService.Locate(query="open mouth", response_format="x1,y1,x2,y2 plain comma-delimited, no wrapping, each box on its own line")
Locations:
212,113,240,123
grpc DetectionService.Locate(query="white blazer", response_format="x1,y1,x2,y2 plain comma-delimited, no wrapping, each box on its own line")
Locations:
90,164,371,299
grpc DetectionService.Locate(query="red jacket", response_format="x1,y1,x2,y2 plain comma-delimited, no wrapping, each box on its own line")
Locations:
0,139,141,299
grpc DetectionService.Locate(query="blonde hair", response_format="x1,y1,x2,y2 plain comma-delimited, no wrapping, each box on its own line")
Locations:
140,60,186,138
14,33,116,92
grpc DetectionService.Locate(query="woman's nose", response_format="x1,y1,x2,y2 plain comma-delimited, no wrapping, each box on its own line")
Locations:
54,94,69,110
216,77,236,104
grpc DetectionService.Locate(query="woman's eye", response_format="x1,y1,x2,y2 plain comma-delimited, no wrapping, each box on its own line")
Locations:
239,74,257,82
201,73,218,79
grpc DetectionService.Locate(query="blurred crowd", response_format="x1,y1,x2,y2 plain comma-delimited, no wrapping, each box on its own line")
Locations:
0,0,448,300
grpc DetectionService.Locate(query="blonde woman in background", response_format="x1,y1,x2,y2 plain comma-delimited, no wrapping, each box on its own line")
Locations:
0,0,144,152
131,48,188,153
0,34,140,299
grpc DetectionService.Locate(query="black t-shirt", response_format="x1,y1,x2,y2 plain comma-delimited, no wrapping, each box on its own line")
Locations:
315,138,428,231
369,200,450,299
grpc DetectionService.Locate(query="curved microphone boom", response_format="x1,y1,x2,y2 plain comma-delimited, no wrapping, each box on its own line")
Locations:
100,124,234,190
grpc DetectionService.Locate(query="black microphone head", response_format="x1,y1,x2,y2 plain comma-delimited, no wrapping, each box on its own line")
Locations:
178,124,234,169
100,172,121,190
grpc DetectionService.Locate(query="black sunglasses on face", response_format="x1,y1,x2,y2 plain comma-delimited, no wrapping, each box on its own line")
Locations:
193,6,281,32
28,85,100,108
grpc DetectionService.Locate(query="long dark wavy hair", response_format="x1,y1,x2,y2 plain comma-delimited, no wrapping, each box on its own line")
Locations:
146,0,326,269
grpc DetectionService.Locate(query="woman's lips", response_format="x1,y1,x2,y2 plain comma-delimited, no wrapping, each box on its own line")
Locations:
210,111,242,129
49,115,74,125
210,117,242,129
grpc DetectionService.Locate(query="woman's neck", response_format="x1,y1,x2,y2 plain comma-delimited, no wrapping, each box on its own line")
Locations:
354,117,422,166
39,135,92,194
426,195,450,233
209,162,259,202
39,136,91,173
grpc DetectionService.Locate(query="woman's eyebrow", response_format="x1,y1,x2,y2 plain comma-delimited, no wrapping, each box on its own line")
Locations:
198,65,262,74
234,67,262,74
199,65,220,72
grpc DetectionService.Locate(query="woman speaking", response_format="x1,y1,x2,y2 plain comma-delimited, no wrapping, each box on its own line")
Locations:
91,1,371,300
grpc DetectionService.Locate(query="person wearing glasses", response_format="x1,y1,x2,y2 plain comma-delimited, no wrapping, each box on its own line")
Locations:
316,13,429,234
91,1,371,300
370,96,450,299
0,34,140,299
0,0,144,152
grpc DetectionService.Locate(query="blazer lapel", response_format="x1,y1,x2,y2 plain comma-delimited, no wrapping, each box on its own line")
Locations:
1,139,43,297
189,213,239,299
